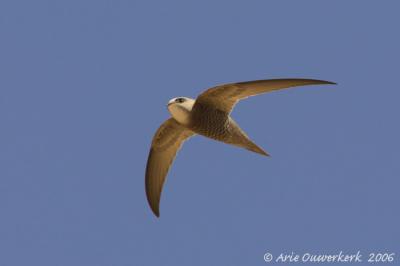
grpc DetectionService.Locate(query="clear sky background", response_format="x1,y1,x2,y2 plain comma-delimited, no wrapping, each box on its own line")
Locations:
0,1,399,265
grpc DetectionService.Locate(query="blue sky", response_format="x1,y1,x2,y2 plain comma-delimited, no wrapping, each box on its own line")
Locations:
0,1,399,265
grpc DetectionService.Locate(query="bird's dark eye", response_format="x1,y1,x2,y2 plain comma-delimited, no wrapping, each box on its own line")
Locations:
175,98,185,103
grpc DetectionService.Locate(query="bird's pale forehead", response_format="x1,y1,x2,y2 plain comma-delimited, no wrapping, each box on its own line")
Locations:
169,97,185,102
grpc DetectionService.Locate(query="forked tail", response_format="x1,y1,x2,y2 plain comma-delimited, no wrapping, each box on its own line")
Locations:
228,117,270,156
241,138,269,156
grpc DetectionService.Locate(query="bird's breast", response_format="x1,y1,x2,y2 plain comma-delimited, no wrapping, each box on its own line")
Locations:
189,105,230,141
168,104,191,126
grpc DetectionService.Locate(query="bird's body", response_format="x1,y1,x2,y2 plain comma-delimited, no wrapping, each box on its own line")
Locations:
188,105,267,155
145,78,336,217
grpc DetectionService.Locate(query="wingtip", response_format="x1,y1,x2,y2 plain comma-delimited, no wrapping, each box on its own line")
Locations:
150,206,160,218
307,79,336,85
319,80,337,85
326,81,337,85
147,197,160,217
152,209,160,218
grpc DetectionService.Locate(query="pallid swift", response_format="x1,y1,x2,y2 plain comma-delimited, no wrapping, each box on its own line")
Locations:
145,78,335,217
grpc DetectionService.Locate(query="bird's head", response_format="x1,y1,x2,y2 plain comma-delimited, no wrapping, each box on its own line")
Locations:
167,97,195,125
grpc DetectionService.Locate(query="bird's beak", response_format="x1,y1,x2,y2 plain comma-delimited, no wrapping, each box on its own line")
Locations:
167,102,173,107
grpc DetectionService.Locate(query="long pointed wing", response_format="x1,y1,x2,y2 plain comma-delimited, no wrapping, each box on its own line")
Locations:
145,118,194,217
193,78,336,114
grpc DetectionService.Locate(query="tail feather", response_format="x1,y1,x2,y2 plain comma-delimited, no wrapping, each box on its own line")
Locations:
243,139,269,156
227,117,270,156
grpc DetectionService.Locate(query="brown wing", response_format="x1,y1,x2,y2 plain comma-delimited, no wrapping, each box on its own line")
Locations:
193,78,336,114
145,118,194,217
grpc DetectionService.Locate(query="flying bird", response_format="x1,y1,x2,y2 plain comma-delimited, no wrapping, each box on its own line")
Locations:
145,78,335,217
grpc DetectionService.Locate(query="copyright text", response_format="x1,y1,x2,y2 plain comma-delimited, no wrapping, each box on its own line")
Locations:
263,251,395,263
